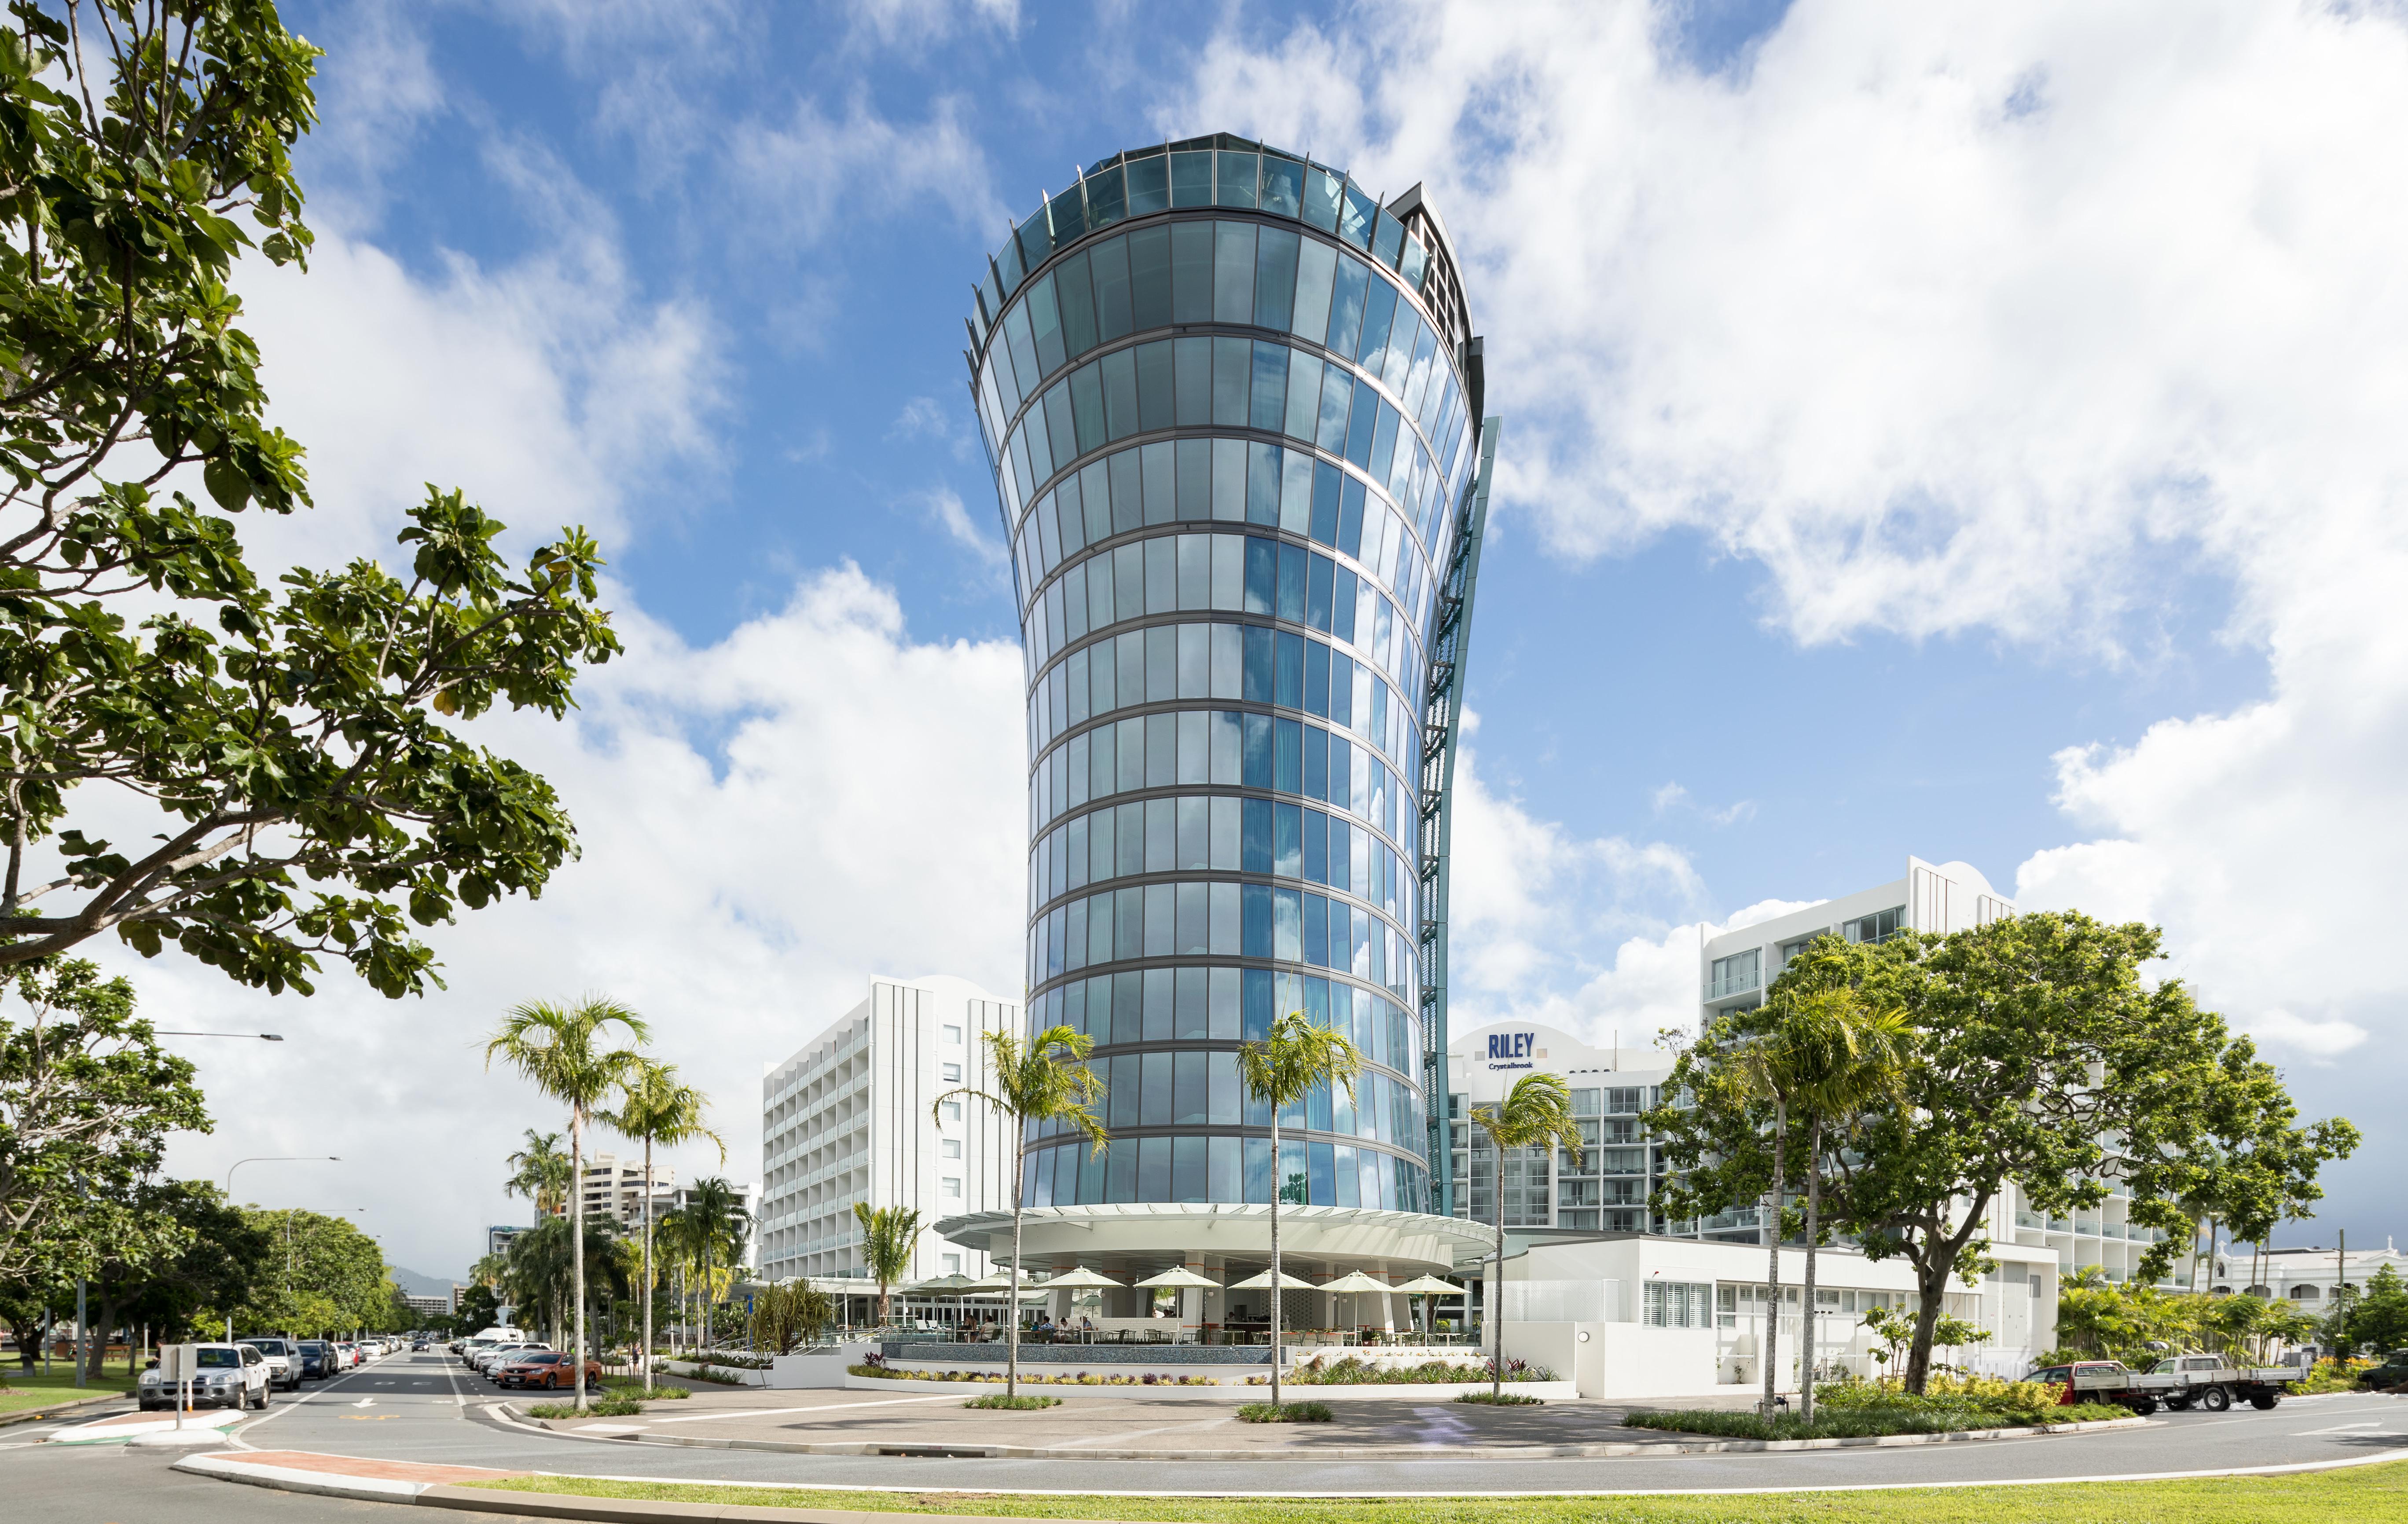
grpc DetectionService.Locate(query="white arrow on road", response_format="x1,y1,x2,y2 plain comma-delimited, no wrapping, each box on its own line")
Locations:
351,1397,374,1408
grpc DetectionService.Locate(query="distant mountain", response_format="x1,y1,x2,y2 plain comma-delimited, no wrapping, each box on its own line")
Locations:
388,1265,461,1297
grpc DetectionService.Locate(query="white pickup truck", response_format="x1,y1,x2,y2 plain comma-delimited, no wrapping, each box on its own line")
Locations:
2030,1355,2299,1415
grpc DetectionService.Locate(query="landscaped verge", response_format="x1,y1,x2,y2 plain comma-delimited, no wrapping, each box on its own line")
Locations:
851,1364,1224,1386
1270,1356,1556,1385
1625,1374,2131,1440
454,1462,2408,1523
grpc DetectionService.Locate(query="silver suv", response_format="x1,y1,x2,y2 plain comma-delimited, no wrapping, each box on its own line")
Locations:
237,1336,302,1392
139,1343,271,1411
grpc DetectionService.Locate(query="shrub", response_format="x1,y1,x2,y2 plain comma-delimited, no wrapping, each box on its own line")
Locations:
526,1396,642,1419
964,1393,1061,1409
1238,1400,1333,1422
1281,1356,1550,1385
1454,1390,1542,1406
602,1383,690,1401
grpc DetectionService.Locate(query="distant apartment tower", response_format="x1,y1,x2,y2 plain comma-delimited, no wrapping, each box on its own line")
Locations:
759,975,1019,1283
486,1224,530,1260
1699,857,2178,1286
644,1180,760,1271
572,1152,675,1228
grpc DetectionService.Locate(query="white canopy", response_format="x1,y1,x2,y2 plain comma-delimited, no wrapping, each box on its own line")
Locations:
1042,1266,1124,1290
1391,1274,1464,1295
1225,1268,1321,1290
1132,1267,1222,1289
1320,1271,1394,1294
961,1268,1044,1292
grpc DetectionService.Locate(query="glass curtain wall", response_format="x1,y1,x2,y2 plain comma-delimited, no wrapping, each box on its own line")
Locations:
968,136,1485,1216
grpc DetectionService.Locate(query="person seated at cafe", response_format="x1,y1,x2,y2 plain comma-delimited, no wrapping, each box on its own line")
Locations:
1078,1315,1094,1331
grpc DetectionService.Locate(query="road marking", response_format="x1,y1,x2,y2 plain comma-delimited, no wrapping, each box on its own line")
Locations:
2293,1420,2387,1435
352,1397,375,1407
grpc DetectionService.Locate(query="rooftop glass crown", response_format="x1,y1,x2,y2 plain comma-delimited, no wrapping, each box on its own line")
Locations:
968,132,1473,374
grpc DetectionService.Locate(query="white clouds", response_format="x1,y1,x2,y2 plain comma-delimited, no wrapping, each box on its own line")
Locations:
1171,1,2408,1077
915,486,1009,571
238,227,721,571
727,92,1005,253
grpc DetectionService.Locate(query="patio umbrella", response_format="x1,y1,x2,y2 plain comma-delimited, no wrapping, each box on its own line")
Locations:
1041,1266,1125,1289
908,1273,976,1330
1391,1274,1464,1338
1321,1271,1392,1334
1132,1267,1222,1288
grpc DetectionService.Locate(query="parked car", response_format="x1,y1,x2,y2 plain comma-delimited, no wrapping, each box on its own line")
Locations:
295,1340,341,1380
235,1337,302,1392
2359,1351,2408,1392
138,1343,271,1411
477,1341,547,1377
411,1339,430,1352
495,1350,605,1390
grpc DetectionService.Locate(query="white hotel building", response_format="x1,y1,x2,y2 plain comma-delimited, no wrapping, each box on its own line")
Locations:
758,975,1021,1286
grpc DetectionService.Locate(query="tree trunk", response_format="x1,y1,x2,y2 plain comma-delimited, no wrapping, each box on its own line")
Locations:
1491,1148,1505,1401
84,1286,117,1381
1007,1136,1025,1399
1762,1097,1786,1416
641,1135,654,1385
572,1108,588,1412
1905,1256,1950,1396
1800,1117,1822,1423
1269,1119,1282,1409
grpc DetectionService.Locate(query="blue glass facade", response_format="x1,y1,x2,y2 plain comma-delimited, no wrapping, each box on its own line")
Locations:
967,135,1486,1216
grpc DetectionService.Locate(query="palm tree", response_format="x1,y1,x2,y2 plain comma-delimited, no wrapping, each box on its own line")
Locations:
1468,1072,1581,1400
1236,1009,1363,1410
682,1177,752,1349
605,1061,721,1382
854,1203,923,1327
485,996,650,1411
505,1129,572,1217
933,1023,1106,1399
1772,988,1910,1421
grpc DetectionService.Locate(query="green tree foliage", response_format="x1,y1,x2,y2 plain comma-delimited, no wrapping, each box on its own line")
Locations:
453,1280,501,1334
0,958,207,1279
2337,1264,2408,1356
0,4,620,1000
485,997,647,1409
671,1176,750,1350
1468,1072,1579,1401
1653,912,2357,1394
1861,1304,1990,1374
1238,1009,1362,1409
852,1202,920,1327
496,1212,624,1351
603,1060,718,1378
933,1024,1105,1399
750,1281,833,1355
81,1178,265,1371
504,1129,570,1217
231,1207,389,1336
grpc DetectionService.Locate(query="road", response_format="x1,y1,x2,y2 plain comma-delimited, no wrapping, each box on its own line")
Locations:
1,1351,2403,1521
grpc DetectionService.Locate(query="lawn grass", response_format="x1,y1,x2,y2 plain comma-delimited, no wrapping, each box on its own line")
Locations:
464,1460,2408,1523
0,1365,138,1414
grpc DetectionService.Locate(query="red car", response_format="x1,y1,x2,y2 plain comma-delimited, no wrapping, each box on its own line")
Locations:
495,1350,605,1390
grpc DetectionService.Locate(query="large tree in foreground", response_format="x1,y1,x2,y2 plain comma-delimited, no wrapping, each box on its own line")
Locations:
1657,912,2357,1394
0,3,619,997
485,998,649,1413
1468,1072,1579,1402
1237,1010,1362,1411
934,1024,1105,1400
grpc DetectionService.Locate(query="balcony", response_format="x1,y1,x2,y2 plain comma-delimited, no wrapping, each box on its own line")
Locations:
1704,971,1762,1001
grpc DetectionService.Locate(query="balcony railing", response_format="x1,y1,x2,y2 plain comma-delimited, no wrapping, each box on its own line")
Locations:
1704,971,1762,1001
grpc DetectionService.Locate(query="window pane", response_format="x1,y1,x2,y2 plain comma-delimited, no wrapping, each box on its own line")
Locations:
1215,151,1259,209
1291,238,1336,342
1169,150,1213,208
1126,152,1169,215
1214,221,1258,324
1171,220,1214,322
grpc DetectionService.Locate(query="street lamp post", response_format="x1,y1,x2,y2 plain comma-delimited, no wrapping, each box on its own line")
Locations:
222,1158,339,1340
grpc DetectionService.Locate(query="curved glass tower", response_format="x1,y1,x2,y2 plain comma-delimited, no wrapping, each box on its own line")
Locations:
965,134,1492,1224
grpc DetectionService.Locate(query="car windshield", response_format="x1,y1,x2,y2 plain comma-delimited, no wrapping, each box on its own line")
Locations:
196,1349,240,1368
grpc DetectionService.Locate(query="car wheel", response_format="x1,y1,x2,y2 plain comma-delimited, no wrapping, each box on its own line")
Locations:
2199,1385,2232,1413
2130,1397,2158,1416
2250,1393,2279,1410
2166,1397,2192,1411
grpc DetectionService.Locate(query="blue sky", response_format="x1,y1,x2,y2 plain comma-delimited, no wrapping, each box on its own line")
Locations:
146,1,2408,1274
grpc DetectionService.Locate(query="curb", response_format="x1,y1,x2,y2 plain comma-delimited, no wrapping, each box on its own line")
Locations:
0,1391,128,1428
491,1397,2145,1461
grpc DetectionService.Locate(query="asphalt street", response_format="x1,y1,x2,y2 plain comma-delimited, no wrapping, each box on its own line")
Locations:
2,1351,2404,1519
